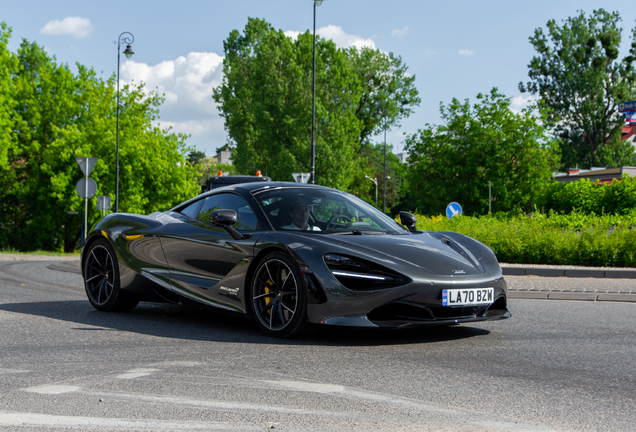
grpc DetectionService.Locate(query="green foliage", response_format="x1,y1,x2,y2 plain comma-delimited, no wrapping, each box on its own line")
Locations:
213,18,419,192
404,88,560,215
0,22,16,170
413,211,636,267
539,175,636,214
520,9,636,168
353,142,405,210
0,36,199,252
193,156,237,187
213,18,359,187
347,47,420,148
187,150,206,166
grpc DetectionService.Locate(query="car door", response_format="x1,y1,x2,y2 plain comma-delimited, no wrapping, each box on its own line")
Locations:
160,192,263,313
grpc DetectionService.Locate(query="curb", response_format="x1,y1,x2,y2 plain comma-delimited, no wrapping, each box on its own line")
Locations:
508,291,636,303
501,266,636,279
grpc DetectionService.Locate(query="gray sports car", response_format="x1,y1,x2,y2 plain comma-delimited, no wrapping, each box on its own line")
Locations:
81,182,510,337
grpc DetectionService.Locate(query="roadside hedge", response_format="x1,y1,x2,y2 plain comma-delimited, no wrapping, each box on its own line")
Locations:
413,210,636,267
538,174,636,215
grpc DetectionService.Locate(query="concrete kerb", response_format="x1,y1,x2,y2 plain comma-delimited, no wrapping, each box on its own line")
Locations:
501,264,636,279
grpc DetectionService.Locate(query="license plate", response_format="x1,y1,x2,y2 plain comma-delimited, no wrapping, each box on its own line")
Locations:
442,288,494,306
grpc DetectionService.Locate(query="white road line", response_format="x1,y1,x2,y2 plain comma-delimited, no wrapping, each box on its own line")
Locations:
146,361,203,368
0,410,259,430
263,380,560,431
115,368,160,379
0,368,29,375
25,385,81,395
18,375,558,431
265,380,461,415
80,390,340,416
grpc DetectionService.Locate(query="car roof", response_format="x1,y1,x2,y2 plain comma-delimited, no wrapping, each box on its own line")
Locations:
171,182,332,211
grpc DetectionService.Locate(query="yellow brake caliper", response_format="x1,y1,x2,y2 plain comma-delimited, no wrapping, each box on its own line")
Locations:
264,279,273,314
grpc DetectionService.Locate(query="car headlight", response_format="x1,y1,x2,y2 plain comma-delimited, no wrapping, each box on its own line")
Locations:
324,253,410,291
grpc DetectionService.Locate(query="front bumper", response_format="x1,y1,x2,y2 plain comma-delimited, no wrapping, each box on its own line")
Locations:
307,277,510,328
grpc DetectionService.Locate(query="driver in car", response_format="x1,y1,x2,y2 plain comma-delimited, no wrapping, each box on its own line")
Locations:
282,204,321,231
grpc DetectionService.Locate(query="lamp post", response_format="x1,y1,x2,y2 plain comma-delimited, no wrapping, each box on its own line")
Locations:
382,110,387,213
375,104,388,213
115,32,135,213
311,0,323,184
365,176,378,208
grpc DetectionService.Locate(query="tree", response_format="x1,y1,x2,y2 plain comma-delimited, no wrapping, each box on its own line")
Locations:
355,142,405,210
404,89,561,215
187,149,206,166
213,18,419,191
519,9,636,168
0,23,18,249
1,37,199,252
193,156,236,187
213,18,362,188
0,22,16,170
348,47,420,149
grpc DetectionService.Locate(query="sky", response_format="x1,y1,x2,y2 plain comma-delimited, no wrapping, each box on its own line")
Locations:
3,1,636,156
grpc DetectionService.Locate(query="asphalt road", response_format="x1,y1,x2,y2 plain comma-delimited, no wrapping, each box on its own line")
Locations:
0,261,635,431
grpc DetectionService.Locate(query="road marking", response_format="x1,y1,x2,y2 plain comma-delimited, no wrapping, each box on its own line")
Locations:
262,380,559,431
81,390,337,416
17,377,560,431
0,410,258,430
147,361,203,368
115,368,159,379
0,368,29,375
26,385,80,395
265,380,345,393
265,379,458,415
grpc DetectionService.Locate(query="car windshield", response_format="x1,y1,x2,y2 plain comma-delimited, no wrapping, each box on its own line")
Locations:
253,187,408,235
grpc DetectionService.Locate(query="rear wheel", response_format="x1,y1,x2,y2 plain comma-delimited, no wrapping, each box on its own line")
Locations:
84,239,138,312
251,252,307,338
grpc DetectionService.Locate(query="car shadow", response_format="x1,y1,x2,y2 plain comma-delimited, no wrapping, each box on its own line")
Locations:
0,300,490,346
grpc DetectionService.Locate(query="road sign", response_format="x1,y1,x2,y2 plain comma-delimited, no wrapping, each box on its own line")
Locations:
446,202,462,220
96,196,111,211
624,111,636,123
292,172,311,183
76,178,97,199
75,157,99,176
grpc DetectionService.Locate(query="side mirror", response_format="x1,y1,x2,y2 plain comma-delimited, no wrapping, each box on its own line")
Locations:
399,211,418,233
210,209,246,240
210,209,237,226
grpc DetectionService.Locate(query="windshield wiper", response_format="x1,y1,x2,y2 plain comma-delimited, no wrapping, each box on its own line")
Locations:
324,230,386,236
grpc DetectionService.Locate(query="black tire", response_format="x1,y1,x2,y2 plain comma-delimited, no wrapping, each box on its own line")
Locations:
84,239,138,312
251,252,308,338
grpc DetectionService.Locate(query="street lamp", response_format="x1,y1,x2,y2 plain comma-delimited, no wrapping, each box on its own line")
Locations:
375,105,388,213
115,32,135,213
311,0,323,184
365,176,378,208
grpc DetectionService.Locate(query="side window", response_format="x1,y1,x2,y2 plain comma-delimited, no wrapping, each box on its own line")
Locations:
196,194,261,231
180,200,202,219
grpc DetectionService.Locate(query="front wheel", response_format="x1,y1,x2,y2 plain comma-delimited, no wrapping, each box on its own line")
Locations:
251,252,308,338
84,239,138,312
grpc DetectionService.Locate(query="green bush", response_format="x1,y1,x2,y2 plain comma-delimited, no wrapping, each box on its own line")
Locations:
413,211,636,267
539,174,636,214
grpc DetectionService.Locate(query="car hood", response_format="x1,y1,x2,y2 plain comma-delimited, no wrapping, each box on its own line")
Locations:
289,231,489,277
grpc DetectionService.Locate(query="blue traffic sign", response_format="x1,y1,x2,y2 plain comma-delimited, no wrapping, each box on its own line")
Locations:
446,202,462,219
619,100,636,112
625,111,636,123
